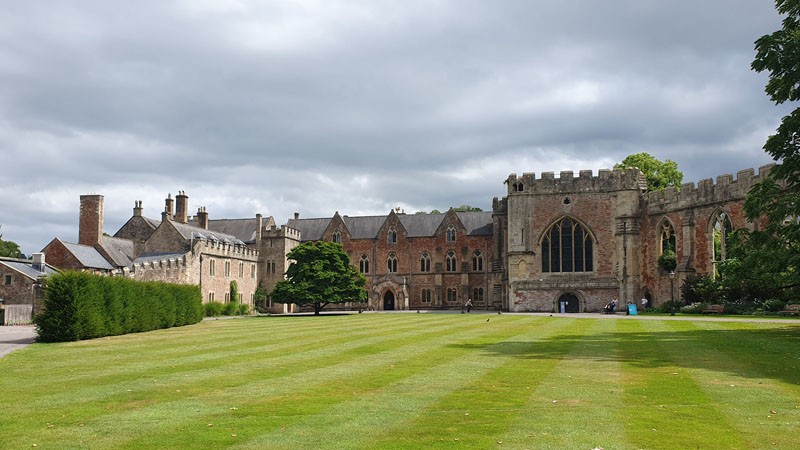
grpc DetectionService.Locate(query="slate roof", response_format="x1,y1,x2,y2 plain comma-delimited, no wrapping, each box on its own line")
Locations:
100,236,135,267
287,211,493,241
286,217,332,241
171,221,247,246
61,241,115,270
0,257,59,279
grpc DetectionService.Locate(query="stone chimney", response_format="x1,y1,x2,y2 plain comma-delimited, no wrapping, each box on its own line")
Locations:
79,194,104,246
197,206,209,230
31,252,45,272
162,193,174,222
256,213,263,241
175,191,188,223
294,212,300,220
133,200,143,217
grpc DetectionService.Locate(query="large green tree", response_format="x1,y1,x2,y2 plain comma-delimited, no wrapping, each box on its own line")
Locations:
614,152,683,191
271,241,367,315
0,225,23,258
728,0,800,301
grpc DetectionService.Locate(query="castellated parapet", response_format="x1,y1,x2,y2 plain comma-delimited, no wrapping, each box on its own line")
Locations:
645,164,774,212
263,224,301,241
505,168,647,195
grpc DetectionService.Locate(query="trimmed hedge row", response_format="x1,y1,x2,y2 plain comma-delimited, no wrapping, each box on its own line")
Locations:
34,272,203,342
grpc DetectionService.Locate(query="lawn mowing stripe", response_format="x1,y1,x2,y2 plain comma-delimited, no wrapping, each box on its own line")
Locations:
617,319,750,449
81,315,543,450
641,319,800,449
223,315,576,450
477,317,628,450
1,315,527,449
4,315,478,413
0,314,457,400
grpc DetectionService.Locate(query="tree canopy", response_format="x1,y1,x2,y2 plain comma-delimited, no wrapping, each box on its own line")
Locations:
0,225,23,258
270,241,367,315
614,152,683,191
726,0,800,302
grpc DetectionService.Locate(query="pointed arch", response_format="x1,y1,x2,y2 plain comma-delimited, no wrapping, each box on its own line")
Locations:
657,217,676,256
709,209,733,279
540,216,595,273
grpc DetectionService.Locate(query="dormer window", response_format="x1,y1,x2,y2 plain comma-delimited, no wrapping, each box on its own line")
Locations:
332,229,342,244
388,226,397,244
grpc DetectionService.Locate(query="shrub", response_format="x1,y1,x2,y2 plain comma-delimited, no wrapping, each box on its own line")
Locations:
223,301,239,316
761,298,786,313
237,302,250,315
204,301,224,317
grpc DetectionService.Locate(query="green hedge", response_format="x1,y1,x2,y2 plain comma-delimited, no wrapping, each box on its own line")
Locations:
34,272,203,342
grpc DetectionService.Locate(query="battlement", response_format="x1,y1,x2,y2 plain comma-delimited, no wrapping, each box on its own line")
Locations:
129,254,188,273
263,224,302,241
645,164,774,209
192,238,259,260
505,168,647,195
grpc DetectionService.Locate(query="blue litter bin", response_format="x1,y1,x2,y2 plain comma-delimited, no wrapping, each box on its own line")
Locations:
627,304,638,315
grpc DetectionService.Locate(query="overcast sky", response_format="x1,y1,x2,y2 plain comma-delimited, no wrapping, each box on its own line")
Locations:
0,1,790,255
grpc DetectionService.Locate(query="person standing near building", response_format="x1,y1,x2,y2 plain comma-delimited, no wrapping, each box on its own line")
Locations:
641,297,648,310
465,298,473,313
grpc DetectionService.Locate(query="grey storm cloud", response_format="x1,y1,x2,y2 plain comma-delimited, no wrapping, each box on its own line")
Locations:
0,0,789,255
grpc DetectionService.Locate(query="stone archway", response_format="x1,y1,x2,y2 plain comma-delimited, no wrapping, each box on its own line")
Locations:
557,292,580,313
383,291,395,311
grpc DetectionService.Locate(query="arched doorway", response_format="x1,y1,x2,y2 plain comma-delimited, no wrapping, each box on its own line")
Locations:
383,291,395,311
557,293,580,313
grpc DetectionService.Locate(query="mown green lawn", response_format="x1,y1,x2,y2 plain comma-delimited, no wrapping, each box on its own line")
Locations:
1,313,799,449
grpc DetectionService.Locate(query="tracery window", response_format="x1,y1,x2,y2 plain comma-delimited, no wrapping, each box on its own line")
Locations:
359,254,370,274
472,250,483,272
541,217,594,273
446,224,456,242
660,221,676,255
711,211,733,279
332,229,342,244
445,250,457,272
421,288,432,303
420,252,431,272
388,226,397,244
446,288,458,303
387,252,398,273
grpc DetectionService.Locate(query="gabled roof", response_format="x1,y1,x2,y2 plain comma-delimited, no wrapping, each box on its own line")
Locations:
288,211,493,241
100,236,135,267
286,217,333,241
343,216,388,239
170,221,246,246
61,241,115,270
455,211,494,236
0,257,59,279
187,217,275,244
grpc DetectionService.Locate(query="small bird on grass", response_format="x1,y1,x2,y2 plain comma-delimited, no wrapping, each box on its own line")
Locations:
486,318,490,322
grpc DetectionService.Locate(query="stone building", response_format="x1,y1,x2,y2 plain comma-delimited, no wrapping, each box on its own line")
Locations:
43,193,260,309
0,254,58,324
274,208,504,311
494,165,772,312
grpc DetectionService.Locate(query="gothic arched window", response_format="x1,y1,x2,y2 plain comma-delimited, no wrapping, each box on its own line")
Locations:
387,252,398,273
359,254,370,274
332,229,342,244
541,217,594,273
446,224,456,242
388,226,397,244
711,211,733,279
446,250,457,272
420,252,431,272
472,250,483,272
